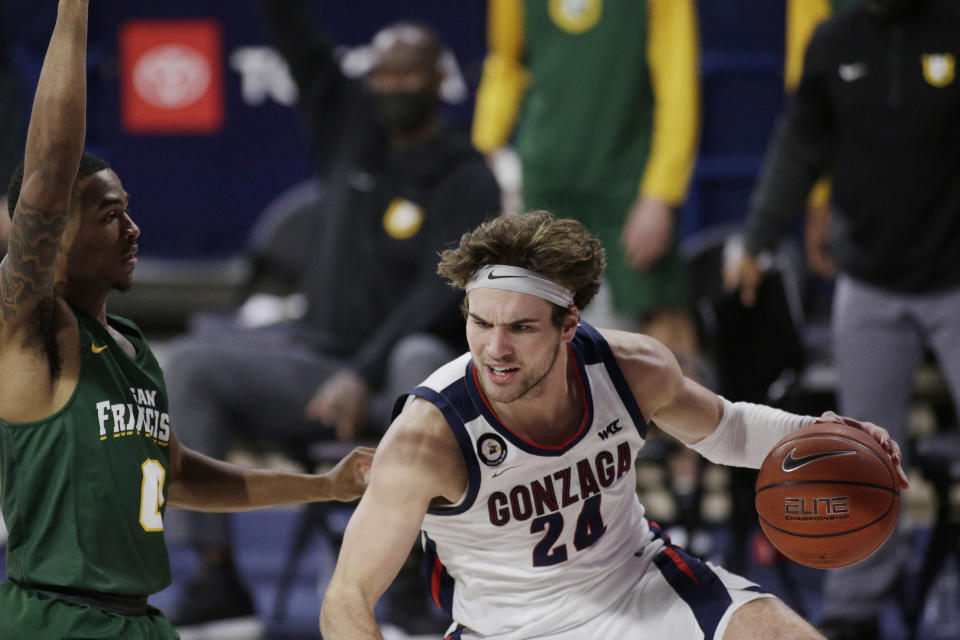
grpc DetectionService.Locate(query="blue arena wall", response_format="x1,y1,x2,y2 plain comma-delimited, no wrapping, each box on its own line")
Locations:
4,0,785,259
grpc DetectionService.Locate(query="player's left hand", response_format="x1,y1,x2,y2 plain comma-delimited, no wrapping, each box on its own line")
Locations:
817,411,910,489
324,445,376,501
305,370,369,441
621,196,673,271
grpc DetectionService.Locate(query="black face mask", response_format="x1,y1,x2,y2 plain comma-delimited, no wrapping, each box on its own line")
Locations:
370,90,436,135
865,0,924,20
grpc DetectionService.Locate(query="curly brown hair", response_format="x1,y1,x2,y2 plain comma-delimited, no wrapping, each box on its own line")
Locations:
437,211,606,325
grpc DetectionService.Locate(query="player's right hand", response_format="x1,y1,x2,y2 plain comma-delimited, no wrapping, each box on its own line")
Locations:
722,252,762,307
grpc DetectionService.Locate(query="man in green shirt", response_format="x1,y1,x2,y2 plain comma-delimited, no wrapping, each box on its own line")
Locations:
473,0,701,368
0,3,372,638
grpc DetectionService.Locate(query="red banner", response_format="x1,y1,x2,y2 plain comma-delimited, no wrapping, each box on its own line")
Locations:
120,20,224,134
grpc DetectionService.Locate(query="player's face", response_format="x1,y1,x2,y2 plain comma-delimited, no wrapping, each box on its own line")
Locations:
466,288,576,404
63,169,140,292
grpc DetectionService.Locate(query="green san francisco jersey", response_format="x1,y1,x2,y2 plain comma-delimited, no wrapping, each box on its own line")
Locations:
0,310,172,596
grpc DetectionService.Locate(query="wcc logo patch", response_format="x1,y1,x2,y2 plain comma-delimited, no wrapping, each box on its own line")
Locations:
477,433,508,466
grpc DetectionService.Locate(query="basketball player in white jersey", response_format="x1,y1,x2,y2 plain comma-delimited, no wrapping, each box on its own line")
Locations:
320,212,908,639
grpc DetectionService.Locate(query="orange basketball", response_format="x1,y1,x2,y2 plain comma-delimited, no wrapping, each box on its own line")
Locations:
755,420,900,569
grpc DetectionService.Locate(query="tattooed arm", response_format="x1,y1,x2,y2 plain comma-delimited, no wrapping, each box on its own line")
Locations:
0,0,88,331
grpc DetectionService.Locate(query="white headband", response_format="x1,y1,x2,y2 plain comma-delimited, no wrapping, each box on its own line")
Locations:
465,265,575,307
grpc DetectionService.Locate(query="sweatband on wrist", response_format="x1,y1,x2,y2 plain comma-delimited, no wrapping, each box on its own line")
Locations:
687,397,816,469
465,265,574,307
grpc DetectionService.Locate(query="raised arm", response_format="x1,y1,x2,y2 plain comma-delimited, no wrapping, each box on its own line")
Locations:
256,0,359,172
320,399,466,639
166,429,373,510
0,0,88,330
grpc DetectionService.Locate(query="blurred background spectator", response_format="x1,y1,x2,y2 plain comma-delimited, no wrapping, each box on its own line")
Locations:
159,0,500,634
472,0,702,370
727,1,960,638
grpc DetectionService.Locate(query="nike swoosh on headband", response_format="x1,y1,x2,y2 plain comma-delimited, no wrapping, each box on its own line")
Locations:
466,265,574,307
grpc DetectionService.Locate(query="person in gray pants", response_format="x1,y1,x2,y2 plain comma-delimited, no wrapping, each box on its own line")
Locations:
725,0,960,638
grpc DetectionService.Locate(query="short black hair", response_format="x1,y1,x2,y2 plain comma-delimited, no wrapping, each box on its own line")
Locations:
7,151,112,219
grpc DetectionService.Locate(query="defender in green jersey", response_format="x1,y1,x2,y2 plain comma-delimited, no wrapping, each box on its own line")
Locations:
0,3,373,638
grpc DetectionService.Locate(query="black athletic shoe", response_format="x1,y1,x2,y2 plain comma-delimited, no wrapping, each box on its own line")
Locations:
817,616,880,640
168,566,263,637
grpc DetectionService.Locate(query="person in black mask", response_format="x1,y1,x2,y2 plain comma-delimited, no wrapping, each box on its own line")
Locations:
160,2,501,634
366,23,442,138
726,0,960,639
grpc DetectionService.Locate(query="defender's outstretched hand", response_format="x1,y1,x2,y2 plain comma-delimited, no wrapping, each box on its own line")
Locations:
323,446,375,502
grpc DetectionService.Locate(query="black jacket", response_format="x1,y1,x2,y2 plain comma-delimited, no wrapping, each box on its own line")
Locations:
259,0,501,386
745,0,960,292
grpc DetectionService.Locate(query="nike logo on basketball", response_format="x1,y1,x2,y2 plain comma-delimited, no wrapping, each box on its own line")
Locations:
781,448,856,472
487,271,523,280
91,344,108,354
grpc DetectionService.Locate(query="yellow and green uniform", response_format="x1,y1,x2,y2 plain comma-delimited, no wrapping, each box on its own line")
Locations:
473,0,700,315
0,310,178,639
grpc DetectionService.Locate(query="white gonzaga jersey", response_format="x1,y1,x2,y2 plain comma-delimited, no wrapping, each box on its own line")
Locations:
403,323,664,638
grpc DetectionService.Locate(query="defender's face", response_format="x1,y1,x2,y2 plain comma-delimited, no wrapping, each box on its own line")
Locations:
63,169,140,292
466,288,575,404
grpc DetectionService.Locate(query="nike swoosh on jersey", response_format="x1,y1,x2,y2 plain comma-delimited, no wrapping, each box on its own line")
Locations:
492,465,520,478
91,344,108,354
781,448,856,472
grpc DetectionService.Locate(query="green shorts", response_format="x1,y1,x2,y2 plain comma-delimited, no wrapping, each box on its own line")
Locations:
522,189,691,316
0,581,179,640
